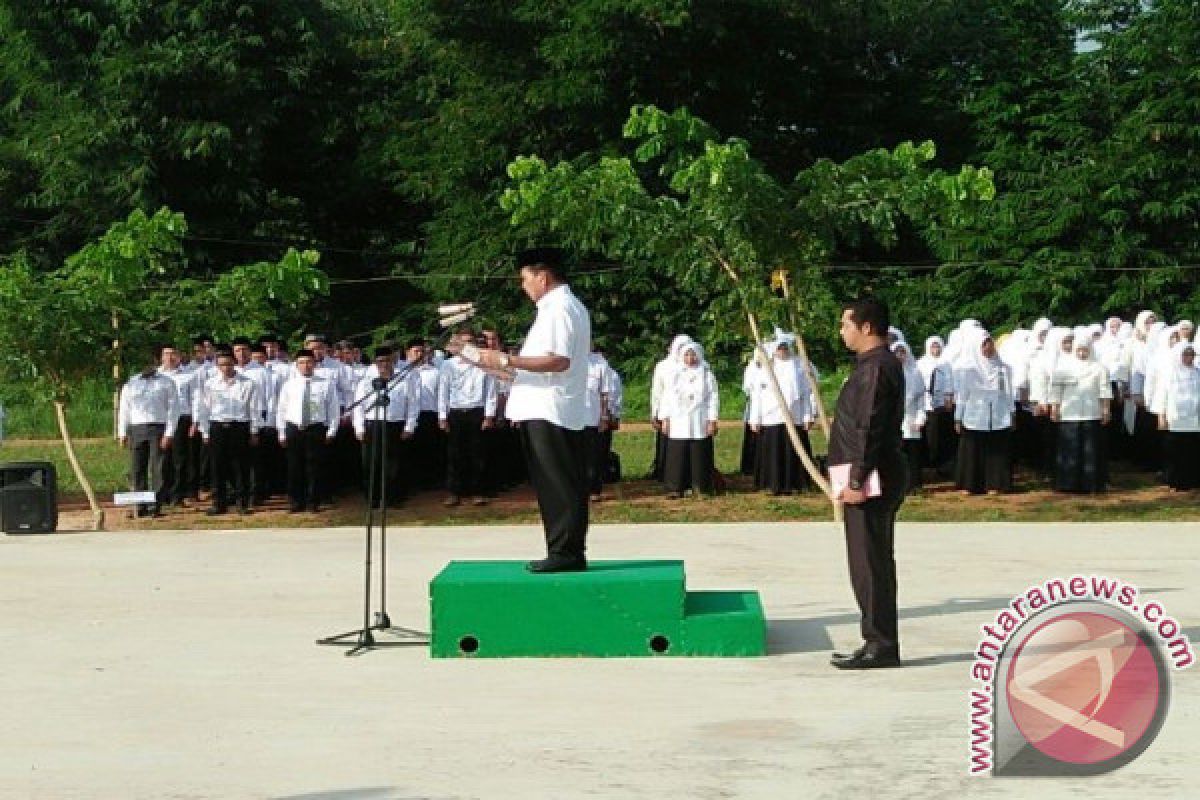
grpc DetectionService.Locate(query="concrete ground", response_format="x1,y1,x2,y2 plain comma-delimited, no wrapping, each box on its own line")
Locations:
1,522,1196,800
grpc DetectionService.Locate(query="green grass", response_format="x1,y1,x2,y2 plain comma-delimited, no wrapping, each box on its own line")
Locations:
8,425,1200,527
0,376,116,438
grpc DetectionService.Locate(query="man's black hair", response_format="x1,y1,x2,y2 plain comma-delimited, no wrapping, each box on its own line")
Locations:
843,297,891,338
231,336,252,347
373,346,394,360
516,247,567,282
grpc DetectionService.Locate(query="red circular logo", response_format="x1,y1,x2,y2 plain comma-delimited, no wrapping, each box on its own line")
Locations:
1006,611,1162,765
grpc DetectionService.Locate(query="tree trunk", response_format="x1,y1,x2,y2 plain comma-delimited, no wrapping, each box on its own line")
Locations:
54,400,105,531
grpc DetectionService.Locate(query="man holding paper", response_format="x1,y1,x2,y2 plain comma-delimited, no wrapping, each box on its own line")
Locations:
828,297,907,670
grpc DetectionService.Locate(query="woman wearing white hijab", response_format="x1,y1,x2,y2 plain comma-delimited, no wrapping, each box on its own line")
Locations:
917,335,955,476
1126,312,1162,469
954,328,1015,494
1049,327,1112,492
661,341,719,497
1158,341,1200,490
650,334,693,480
749,335,814,494
739,346,766,476
1028,326,1072,474
892,341,926,494
1142,324,1180,472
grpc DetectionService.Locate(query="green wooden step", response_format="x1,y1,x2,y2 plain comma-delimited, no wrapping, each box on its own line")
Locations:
429,560,766,658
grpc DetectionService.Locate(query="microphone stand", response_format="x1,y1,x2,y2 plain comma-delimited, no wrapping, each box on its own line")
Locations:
316,370,428,656
316,324,470,656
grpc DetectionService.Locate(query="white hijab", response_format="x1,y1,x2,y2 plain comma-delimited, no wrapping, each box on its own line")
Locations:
892,341,924,400
963,327,1003,391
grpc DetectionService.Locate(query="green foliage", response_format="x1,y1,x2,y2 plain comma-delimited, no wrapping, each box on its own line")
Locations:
0,207,328,404
501,106,994,366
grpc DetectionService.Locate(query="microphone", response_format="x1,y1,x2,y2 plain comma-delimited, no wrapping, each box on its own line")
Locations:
439,309,476,329
438,302,475,316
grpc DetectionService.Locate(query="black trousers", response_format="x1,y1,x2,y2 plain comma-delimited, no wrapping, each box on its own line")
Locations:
161,415,193,503
446,407,485,496
923,407,956,474
902,438,923,494
663,437,715,494
739,422,758,476
1055,419,1107,493
252,426,283,503
331,420,360,495
362,420,405,506
285,422,328,510
956,428,1013,494
521,419,589,559
843,466,906,649
650,429,668,480
583,425,605,495
209,421,251,511
129,423,167,515
190,428,210,493
1165,431,1200,489
411,410,445,490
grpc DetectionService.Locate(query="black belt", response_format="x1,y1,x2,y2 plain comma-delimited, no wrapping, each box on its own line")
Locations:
211,420,250,427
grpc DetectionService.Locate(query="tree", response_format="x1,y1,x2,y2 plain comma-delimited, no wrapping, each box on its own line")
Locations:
0,208,328,529
500,105,994,513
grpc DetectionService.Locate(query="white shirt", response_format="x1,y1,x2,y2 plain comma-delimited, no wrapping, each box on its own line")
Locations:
437,357,498,418
276,375,341,441
413,364,440,412
651,356,677,420
352,373,420,436
1049,360,1112,422
584,353,612,428
118,373,180,438
505,284,591,430
916,357,953,412
606,366,624,420
955,367,1014,431
195,373,262,436
662,364,718,440
239,362,285,428
157,366,198,420
749,359,812,428
1163,367,1200,432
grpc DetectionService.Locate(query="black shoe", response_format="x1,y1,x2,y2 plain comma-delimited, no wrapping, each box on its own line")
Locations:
237,505,250,516
525,556,588,574
309,503,322,513
832,644,901,670
289,504,304,514
831,644,868,664
206,507,226,516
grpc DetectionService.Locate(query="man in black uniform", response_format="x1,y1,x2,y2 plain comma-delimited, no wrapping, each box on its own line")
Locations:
827,297,907,670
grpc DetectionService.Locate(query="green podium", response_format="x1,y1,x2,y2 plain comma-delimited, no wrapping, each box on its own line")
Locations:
429,560,766,658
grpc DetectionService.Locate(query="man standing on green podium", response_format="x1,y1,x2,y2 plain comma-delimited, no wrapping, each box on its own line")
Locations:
473,248,593,573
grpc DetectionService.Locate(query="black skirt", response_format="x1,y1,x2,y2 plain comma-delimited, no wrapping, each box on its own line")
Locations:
923,407,957,473
1055,419,1108,493
753,424,812,494
739,422,758,476
1132,406,1163,471
663,437,715,494
902,438,923,493
956,428,1013,494
1165,431,1200,490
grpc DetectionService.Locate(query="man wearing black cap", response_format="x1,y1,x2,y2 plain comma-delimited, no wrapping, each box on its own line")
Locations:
473,248,592,572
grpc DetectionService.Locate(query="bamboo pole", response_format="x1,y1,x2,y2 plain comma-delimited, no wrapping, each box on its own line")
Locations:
55,400,105,531
777,271,832,439
712,249,841,522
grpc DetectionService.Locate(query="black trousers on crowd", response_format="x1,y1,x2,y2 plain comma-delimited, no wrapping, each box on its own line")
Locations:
252,426,284,504
161,415,193,504
362,420,405,507
664,437,715,495
209,421,251,512
190,427,210,494
285,422,328,510
1165,431,1200,490
843,462,907,650
521,419,589,560
129,423,167,516
411,410,445,490
650,429,668,480
446,407,485,497
1055,420,1107,493
583,425,605,496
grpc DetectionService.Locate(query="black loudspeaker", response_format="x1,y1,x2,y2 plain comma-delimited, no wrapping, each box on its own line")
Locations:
0,461,58,534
